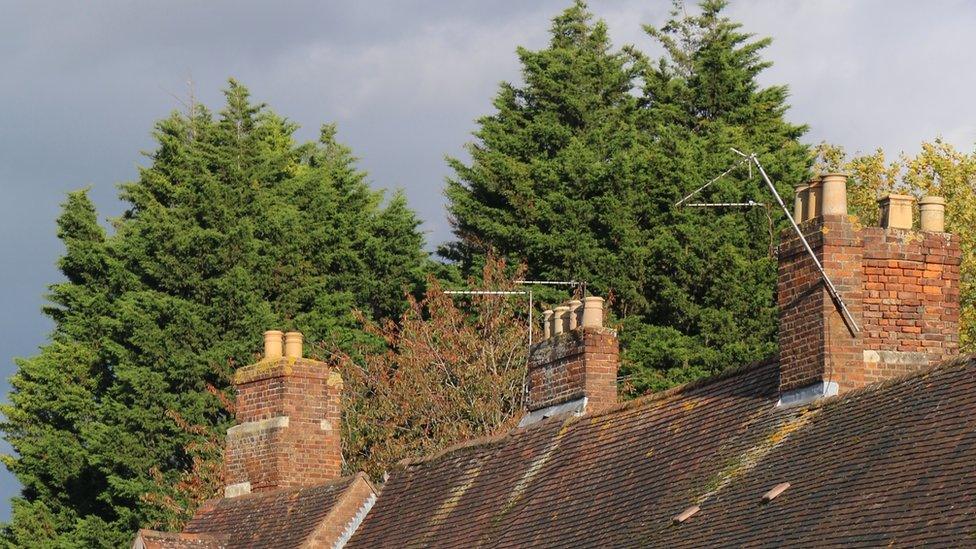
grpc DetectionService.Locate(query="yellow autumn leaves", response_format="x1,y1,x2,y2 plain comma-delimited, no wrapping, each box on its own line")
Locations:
813,140,976,350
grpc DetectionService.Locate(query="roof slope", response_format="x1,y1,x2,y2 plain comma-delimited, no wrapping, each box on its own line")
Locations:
183,474,358,548
131,529,227,549
348,357,976,548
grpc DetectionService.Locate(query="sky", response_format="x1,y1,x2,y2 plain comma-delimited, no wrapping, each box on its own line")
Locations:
2,0,975,523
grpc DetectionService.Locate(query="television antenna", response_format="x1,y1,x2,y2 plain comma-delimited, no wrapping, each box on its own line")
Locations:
515,279,587,297
444,289,534,346
444,279,587,348
676,148,860,336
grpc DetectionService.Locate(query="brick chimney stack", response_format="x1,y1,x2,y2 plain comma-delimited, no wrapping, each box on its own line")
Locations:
521,296,618,426
223,330,343,497
777,174,960,405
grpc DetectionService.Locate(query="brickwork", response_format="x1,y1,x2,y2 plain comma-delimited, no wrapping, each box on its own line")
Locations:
224,357,343,493
860,229,960,349
778,214,960,393
527,327,618,413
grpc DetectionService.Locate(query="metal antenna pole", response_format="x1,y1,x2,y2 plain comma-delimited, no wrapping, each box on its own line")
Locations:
750,154,860,335
444,289,534,347
685,201,762,208
514,280,580,287
675,156,753,207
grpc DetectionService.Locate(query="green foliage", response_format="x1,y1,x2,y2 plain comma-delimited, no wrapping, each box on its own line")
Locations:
1,189,121,548
441,0,808,394
1,81,428,546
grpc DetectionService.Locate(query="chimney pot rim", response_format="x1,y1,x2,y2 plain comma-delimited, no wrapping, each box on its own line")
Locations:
877,193,916,203
918,195,946,206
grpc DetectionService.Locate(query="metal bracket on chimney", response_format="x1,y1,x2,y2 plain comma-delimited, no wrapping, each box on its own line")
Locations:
675,149,860,336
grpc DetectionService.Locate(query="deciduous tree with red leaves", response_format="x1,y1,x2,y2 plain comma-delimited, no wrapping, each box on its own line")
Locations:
336,257,531,478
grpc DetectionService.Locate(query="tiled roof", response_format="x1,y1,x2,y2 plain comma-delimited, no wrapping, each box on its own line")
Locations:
131,529,227,549
348,357,976,547
183,474,358,548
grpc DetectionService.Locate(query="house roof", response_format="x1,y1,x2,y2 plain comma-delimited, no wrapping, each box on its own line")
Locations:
348,356,976,548
131,529,227,549
181,473,369,548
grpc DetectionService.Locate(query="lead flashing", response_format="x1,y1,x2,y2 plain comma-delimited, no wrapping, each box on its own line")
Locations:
224,481,251,498
777,381,838,408
518,397,587,428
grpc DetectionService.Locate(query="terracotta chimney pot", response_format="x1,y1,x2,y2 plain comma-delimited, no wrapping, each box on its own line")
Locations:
805,177,822,221
263,330,284,360
552,306,569,335
793,182,809,222
542,309,553,340
919,196,946,232
820,173,848,216
284,331,303,359
567,300,583,330
878,194,915,230
581,296,604,328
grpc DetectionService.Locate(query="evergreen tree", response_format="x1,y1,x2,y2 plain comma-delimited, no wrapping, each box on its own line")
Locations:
441,0,808,394
625,0,808,391
2,81,428,546
441,1,648,320
1,189,124,547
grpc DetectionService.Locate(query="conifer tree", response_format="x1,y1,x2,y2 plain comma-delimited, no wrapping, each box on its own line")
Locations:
1,189,124,547
625,0,808,391
441,0,808,393
2,82,428,546
441,0,647,324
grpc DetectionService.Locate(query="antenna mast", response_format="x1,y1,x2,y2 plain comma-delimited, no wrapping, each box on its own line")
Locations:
676,149,860,336
444,289,534,347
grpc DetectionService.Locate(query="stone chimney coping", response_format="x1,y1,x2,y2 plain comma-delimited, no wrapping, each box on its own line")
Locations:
234,357,340,385
226,415,290,440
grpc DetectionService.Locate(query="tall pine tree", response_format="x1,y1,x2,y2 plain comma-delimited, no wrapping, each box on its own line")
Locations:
441,0,808,393
2,81,428,546
627,0,807,391
441,1,649,317
2,189,124,546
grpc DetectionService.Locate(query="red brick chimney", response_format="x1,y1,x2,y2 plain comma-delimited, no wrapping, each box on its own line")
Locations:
777,174,960,405
522,296,618,426
223,330,343,497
